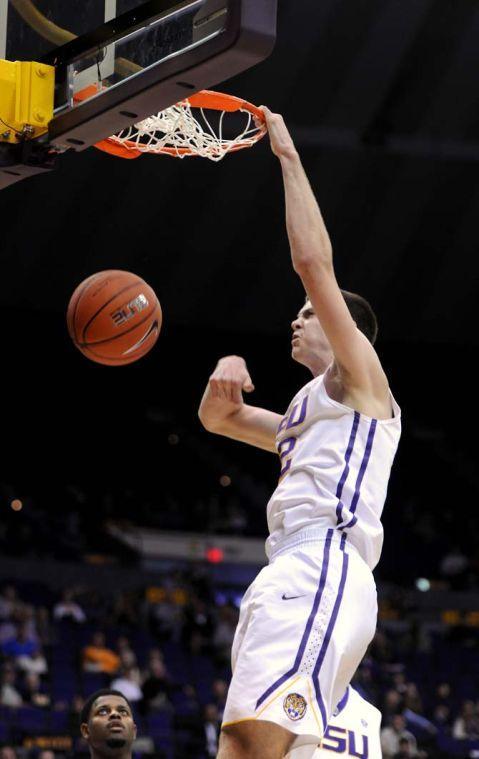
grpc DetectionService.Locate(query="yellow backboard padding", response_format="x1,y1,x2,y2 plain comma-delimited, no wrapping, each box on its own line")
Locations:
0,60,54,143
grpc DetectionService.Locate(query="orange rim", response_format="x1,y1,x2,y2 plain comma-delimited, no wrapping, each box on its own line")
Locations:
93,90,266,160
94,138,142,159
101,138,257,157
186,90,264,119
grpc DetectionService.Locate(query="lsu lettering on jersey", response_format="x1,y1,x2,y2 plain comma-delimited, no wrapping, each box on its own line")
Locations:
266,369,401,569
286,687,382,759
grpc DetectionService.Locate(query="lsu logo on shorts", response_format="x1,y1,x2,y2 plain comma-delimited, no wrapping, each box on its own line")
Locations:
283,693,307,721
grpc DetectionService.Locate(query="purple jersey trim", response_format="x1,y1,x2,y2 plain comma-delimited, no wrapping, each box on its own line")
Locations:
312,538,349,729
254,529,333,711
341,419,377,530
335,412,361,525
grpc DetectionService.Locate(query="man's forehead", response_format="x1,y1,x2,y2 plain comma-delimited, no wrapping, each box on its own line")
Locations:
297,301,314,317
94,695,130,711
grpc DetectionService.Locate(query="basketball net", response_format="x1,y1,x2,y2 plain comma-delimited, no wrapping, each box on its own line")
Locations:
92,91,267,162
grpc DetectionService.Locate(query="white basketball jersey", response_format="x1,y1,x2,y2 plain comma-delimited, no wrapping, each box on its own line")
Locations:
287,687,382,759
266,370,401,569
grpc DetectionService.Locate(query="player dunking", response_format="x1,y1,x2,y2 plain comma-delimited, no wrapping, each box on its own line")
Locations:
198,108,401,759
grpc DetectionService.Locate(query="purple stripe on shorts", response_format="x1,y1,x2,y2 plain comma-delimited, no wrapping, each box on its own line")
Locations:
335,686,350,716
255,529,333,711
341,419,377,530
312,541,349,729
335,412,360,525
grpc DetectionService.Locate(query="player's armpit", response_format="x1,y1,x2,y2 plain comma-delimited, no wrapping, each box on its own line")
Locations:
208,404,281,453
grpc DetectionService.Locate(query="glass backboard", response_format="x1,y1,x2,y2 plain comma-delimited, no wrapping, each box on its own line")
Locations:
3,1,232,113
0,0,277,188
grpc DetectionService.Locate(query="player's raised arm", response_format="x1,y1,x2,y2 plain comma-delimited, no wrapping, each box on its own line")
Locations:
198,355,281,453
262,107,389,408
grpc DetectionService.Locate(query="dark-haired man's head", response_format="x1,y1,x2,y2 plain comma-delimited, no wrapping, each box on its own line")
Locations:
339,290,378,345
291,290,378,375
391,713,406,732
80,689,137,758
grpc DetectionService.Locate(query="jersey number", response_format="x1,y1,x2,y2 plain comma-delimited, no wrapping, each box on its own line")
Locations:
278,436,297,479
277,396,308,479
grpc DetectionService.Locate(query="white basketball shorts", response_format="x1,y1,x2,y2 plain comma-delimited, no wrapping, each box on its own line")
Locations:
222,529,377,751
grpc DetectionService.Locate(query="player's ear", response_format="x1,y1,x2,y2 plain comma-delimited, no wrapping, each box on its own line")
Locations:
133,722,138,739
80,722,90,740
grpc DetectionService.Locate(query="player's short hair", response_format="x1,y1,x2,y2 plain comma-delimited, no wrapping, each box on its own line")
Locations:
340,290,378,345
305,290,378,345
79,689,133,726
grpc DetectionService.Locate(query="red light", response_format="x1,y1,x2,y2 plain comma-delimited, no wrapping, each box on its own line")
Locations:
206,547,224,563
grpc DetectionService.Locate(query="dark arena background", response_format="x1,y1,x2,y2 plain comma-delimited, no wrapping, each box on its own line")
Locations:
1,1,479,757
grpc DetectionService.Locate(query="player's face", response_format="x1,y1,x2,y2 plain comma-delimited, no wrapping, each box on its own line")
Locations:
291,301,333,369
81,696,137,755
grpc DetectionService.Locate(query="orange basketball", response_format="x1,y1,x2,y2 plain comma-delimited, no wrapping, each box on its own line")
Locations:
67,270,162,365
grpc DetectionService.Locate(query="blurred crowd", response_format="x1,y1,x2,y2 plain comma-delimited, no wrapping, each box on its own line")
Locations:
354,626,479,757
0,574,237,758
1,573,479,758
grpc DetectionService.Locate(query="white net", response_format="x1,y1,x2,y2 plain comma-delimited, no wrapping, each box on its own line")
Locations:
106,99,265,161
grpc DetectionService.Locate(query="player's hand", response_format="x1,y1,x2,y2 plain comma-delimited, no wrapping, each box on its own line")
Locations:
260,106,297,159
208,356,255,405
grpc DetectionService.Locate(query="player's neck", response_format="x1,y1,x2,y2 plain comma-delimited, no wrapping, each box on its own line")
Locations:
91,749,132,759
307,354,333,377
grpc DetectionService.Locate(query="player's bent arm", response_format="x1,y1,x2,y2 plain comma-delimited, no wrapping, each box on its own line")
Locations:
200,397,280,452
198,355,280,453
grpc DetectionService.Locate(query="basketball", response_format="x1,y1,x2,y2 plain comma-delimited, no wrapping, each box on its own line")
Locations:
67,270,162,365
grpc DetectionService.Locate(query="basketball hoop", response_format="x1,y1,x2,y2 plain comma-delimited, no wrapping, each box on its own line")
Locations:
93,91,267,162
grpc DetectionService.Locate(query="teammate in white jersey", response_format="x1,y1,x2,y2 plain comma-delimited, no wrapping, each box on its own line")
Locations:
198,109,401,759
286,687,382,759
